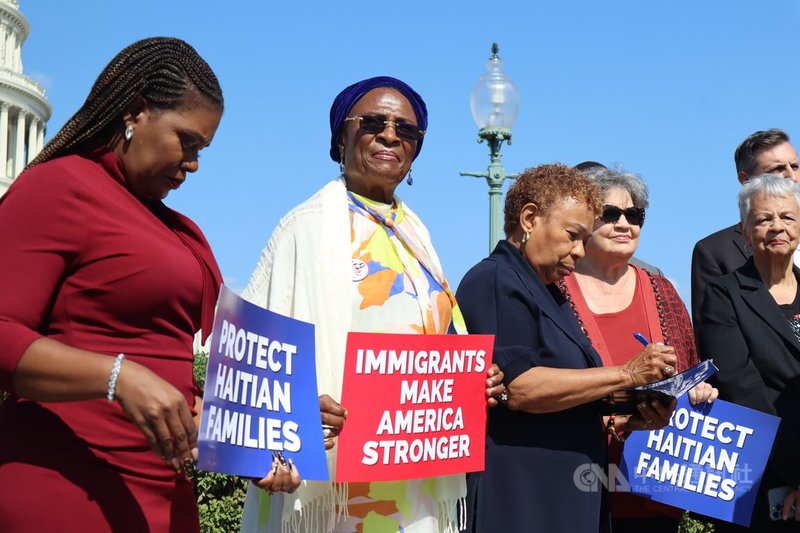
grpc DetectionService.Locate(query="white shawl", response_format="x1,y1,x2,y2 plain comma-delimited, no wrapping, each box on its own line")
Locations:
239,178,465,533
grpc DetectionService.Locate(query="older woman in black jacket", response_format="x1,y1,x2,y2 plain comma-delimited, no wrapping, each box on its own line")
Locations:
700,174,800,531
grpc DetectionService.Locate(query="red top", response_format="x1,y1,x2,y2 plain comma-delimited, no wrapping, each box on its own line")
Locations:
561,268,697,521
593,280,648,367
591,281,683,519
0,149,221,532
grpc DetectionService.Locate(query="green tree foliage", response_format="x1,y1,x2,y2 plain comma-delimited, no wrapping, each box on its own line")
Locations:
679,511,715,532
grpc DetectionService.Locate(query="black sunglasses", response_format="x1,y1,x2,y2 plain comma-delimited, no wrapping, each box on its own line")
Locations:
600,205,646,227
344,114,425,141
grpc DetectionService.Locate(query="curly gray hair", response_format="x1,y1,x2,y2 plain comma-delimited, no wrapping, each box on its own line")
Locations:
579,166,649,209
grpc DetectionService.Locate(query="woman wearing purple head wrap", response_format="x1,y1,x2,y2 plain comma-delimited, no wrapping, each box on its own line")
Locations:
328,76,428,165
240,77,505,533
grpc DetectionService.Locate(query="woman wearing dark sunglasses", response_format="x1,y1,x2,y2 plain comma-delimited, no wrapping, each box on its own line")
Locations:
559,166,717,533
456,164,683,533
239,76,504,533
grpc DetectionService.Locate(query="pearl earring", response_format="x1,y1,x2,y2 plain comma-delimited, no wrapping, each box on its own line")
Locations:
124,124,134,141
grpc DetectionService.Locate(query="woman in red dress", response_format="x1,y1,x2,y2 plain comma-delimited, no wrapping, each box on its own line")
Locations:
0,37,234,532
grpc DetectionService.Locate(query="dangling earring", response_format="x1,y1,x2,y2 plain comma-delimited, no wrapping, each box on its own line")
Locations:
521,232,529,244
124,124,134,141
339,152,345,175
406,168,413,186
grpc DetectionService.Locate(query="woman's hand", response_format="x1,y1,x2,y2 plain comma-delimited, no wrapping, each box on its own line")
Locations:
621,344,678,386
687,381,718,405
252,453,301,495
320,394,347,450
114,359,197,473
622,397,677,432
485,364,506,408
782,489,800,521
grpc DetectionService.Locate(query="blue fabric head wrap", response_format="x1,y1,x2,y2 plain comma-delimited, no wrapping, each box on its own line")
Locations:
329,76,428,163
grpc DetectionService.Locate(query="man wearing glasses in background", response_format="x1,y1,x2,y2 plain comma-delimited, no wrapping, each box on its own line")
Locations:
691,128,800,332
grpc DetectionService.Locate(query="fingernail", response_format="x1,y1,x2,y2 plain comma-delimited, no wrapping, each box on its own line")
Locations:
183,458,196,477
191,447,199,461
171,458,181,472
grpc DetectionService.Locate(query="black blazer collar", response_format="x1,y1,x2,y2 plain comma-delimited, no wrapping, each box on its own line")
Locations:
489,240,602,367
735,257,800,351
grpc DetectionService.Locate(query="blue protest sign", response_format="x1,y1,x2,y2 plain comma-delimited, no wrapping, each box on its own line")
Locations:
197,286,328,480
620,396,780,526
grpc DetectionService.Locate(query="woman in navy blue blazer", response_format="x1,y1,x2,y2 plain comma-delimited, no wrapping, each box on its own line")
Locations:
457,164,678,532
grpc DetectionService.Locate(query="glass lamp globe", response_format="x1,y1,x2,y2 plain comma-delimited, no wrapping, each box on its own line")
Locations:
469,43,520,129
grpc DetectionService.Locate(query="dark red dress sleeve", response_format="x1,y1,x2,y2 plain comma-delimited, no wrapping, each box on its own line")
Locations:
0,162,87,391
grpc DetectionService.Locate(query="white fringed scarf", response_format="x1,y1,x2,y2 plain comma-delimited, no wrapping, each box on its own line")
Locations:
238,178,466,533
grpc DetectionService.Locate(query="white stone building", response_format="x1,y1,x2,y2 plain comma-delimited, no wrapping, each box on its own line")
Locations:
0,0,50,197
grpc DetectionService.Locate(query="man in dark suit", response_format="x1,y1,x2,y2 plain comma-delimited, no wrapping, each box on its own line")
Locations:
691,129,799,330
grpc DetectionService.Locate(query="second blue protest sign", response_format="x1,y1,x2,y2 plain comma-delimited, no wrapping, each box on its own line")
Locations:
620,396,779,526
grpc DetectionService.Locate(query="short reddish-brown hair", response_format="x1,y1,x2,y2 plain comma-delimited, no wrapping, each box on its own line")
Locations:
504,163,603,236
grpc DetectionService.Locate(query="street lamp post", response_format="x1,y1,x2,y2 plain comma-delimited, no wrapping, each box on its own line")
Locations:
460,43,520,253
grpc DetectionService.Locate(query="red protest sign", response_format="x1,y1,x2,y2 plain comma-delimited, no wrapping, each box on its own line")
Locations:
335,332,494,482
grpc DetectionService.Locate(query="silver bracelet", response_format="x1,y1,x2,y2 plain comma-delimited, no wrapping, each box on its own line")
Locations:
106,353,125,402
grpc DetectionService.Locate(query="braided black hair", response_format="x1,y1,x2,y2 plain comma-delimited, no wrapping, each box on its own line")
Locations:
29,36,223,167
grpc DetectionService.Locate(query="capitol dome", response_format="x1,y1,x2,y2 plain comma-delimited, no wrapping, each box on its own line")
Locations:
0,0,50,197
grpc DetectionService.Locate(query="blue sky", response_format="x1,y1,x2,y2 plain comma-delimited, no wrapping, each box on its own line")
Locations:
18,1,800,307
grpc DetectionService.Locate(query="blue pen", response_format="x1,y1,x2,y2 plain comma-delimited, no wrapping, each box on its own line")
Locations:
632,332,650,346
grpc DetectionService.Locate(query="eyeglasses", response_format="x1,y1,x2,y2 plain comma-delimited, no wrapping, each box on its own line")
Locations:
600,205,646,227
344,114,425,141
